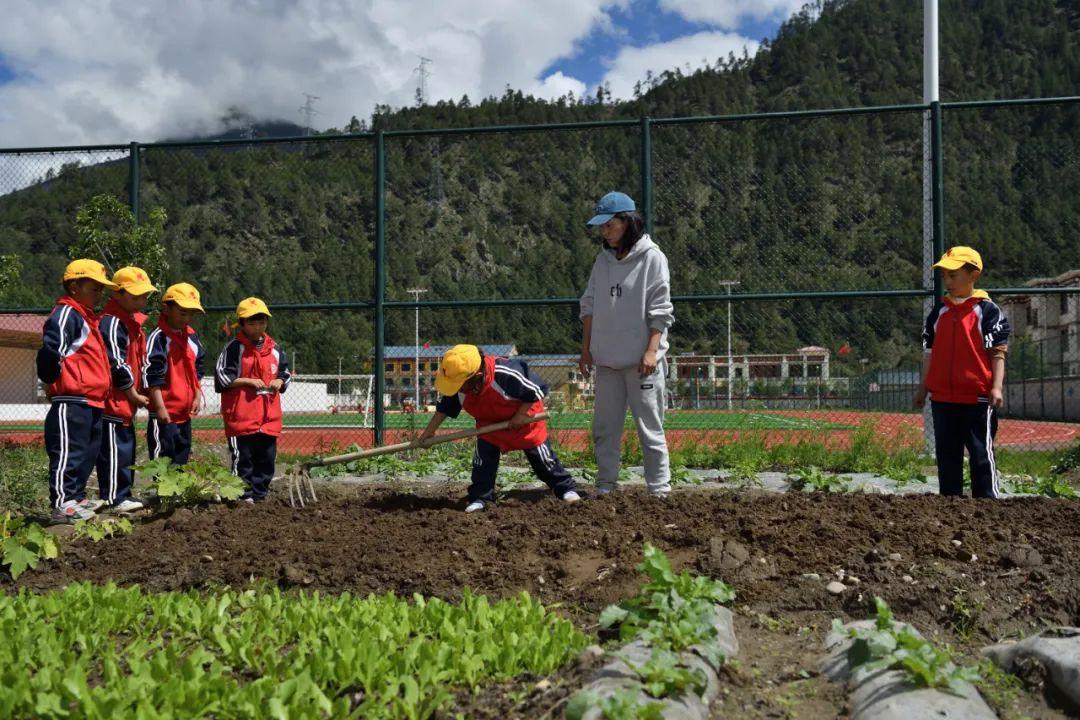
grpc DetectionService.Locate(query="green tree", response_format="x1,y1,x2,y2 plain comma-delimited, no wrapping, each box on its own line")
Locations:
69,194,169,285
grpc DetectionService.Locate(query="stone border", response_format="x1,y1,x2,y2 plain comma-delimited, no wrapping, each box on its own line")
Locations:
823,620,996,720
572,605,738,720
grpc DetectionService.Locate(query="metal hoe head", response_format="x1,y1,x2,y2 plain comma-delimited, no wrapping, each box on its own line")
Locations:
287,464,318,508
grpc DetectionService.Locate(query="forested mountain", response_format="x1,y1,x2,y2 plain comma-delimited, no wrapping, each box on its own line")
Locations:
0,0,1076,374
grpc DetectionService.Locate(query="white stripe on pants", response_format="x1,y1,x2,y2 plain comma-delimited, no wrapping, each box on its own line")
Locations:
592,363,670,494
53,402,70,506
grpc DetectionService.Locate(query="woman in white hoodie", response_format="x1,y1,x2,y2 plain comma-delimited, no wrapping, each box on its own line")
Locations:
578,191,674,497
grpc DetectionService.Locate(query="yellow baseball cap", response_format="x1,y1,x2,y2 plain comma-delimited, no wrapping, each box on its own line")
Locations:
236,297,272,319
63,259,118,289
933,246,983,271
435,344,482,396
162,282,205,312
112,266,157,296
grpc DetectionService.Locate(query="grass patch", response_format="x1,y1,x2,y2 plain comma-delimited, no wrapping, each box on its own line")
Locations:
0,444,50,517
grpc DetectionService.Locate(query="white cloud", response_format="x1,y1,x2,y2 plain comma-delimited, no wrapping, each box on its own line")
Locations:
601,31,759,100
0,0,620,147
530,72,588,101
658,0,806,30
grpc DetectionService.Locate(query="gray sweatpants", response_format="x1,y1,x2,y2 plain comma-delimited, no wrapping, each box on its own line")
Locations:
592,364,670,495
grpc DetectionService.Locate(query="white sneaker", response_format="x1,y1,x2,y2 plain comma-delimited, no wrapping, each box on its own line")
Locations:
113,499,144,513
464,500,485,513
562,490,582,503
85,499,108,513
52,500,96,523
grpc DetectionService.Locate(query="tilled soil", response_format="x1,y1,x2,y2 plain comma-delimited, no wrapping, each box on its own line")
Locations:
12,484,1080,718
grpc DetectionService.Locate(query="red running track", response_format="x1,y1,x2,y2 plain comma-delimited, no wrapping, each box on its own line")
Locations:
2,412,1076,454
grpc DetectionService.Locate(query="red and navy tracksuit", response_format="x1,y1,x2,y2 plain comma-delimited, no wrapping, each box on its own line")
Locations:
214,334,291,500
435,355,576,504
96,300,149,504
36,297,111,508
143,317,205,465
922,292,1011,497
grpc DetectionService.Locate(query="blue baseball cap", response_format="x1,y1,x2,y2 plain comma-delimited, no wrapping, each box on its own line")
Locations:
586,191,636,226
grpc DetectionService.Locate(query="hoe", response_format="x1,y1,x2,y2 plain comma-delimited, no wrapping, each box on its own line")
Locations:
286,412,549,507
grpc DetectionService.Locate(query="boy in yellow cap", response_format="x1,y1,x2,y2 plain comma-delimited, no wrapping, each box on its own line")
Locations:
914,246,1011,497
94,267,157,513
36,259,117,523
214,297,292,503
416,344,580,512
143,282,206,465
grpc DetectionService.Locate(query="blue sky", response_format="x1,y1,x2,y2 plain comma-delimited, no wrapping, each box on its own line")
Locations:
0,55,15,84
544,1,784,91
0,0,804,147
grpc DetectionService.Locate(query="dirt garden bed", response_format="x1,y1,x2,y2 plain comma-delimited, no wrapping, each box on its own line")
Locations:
9,484,1080,718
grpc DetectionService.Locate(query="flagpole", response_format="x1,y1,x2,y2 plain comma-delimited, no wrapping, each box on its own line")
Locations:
922,0,939,456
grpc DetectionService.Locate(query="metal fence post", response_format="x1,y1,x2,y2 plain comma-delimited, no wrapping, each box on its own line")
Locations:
640,117,653,234
374,131,386,445
1060,331,1066,421
930,101,945,299
1039,342,1045,418
129,142,140,224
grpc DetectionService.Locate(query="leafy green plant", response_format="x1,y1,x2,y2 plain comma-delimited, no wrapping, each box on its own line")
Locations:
1,512,60,579
567,688,665,720
833,597,981,692
600,543,735,666
788,466,849,493
73,517,134,543
669,465,701,486
0,583,586,718
1007,474,1077,498
620,648,707,699
136,457,245,510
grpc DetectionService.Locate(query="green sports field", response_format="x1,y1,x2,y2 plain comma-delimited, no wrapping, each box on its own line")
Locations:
230,410,848,431
0,410,852,434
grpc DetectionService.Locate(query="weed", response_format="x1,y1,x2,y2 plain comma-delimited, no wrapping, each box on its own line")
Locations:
788,466,848,493
1007,474,1077,498
1,511,59,579
974,658,1024,711
0,445,50,517
73,517,134,543
949,588,985,640
135,457,245,510
1050,438,1080,475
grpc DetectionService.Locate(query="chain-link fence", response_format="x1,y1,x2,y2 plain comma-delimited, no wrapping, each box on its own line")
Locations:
1,98,1078,470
